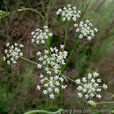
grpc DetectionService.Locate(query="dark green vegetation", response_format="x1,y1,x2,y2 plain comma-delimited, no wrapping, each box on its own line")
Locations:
0,0,114,113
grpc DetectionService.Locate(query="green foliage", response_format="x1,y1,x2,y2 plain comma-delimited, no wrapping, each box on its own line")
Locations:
0,10,9,20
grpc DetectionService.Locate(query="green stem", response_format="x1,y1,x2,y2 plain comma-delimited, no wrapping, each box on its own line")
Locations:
97,101,114,105
63,22,69,50
63,75,76,84
60,81,63,108
47,36,51,51
41,1,46,16
24,108,63,114
46,0,52,25
61,39,80,73
16,8,46,24
20,56,37,65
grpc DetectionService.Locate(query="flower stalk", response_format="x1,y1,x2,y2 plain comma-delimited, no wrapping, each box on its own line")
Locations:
46,0,52,25
24,108,63,114
20,56,37,65
97,101,114,105
61,39,79,73
17,8,46,24
63,22,69,51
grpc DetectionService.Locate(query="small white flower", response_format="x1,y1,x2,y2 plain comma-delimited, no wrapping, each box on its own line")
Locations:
91,79,95,83
97,79,101,83
55,76,59,80
75,79,81,84
78,93,83,98
74,24,78,27
88,73,92,79
88,100,96,107
37,51,41,56
94,28,98,32
96,88,101,92
90,93,95,97
37,64,42,69
39,57,43,61
76,28,79,32
103,84,108,89
44,84,48,87
48,88,52,92
59,77,64,82
50,94,54,99
82,77,87,82
60,45,64,49
82,88,87,93
49,33,53,37
40,74,44,78
87,36,92,41
3,56,6,61
96,94,102,99
85,94,89,99
54,88,59,93
77,86,82,91
43,90,47,94
7,61,10,64
55,81,60,86
62,85,67,89
93,72,99,77
36,85,41,90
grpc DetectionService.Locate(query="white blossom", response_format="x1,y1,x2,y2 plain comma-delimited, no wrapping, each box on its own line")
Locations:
74,20,98,41
56,4,81,22
103,84,108,89
78,93,83,98
50,94,54,99
75,79,81,84
37,64,42,69
3,43,24,64
36,45,68,99
31,26,53,45
96,94,102,99
43,90,47,94
36,85,41,90
76,72,108,102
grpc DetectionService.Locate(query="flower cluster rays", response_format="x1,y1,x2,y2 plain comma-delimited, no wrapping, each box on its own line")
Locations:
76,72,108,103
56,4,81,22
3,43,24,64
36,45,68,99
74,20,98,41
31,26,53,45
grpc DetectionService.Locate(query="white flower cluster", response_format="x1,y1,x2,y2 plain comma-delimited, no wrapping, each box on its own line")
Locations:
75,72,108,103
36,45,68,99
37,74,67,99
3,43,24,64
56,4,81,22
74,20,98,41
31,26,53,45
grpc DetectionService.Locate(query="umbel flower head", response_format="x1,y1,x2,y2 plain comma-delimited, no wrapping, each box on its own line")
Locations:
75,72,108,103
3,43,24,64
56,4,81,22
74,20,98,41
37,74,67,99
31,26,53,45
36,45,68,99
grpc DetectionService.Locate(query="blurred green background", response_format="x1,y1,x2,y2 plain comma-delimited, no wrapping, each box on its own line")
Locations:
0,0,114,113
